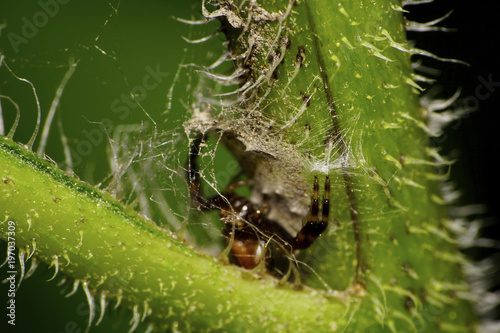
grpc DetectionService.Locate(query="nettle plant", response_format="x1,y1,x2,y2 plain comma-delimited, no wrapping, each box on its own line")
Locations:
0,0,493,332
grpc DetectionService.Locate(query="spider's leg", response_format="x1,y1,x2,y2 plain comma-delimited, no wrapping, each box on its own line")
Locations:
291,176,330,250
322,176,330,226
227,180,250,194
188,134,226,211
188,135,205,207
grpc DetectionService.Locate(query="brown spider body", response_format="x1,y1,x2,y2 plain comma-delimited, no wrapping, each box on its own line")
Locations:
189,135,330,271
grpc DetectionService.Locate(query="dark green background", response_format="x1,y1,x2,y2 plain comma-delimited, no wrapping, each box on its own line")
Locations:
407,0,500,320
0,1,204,332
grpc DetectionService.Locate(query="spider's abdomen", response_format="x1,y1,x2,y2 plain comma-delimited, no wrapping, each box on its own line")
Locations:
229,237,265,269
219,195,269,269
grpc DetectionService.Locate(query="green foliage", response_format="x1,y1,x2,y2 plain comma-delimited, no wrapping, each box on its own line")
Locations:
0,0,478,332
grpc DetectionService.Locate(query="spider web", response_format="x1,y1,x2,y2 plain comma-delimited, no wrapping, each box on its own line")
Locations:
0,0,206,231
0,1,217,332
179,0,348,286
3,0,496,331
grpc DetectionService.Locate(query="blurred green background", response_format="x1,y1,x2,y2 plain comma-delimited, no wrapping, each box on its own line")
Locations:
0,0,206,178
0,1,219,331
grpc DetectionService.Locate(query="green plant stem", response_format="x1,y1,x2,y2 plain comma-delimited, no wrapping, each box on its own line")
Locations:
0,136,348,331
1,0,479,331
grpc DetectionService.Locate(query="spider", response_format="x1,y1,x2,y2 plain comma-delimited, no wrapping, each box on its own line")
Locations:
188,135,330,272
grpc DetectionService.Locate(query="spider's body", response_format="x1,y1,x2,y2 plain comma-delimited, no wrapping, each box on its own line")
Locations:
189,135,330,270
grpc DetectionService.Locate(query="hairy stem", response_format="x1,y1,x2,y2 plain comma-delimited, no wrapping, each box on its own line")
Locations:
1,0,478,332
0,136,348,331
